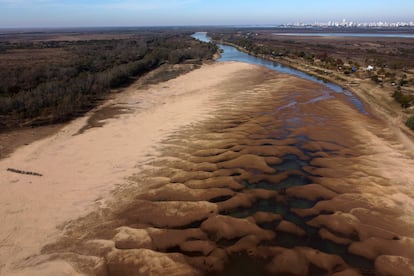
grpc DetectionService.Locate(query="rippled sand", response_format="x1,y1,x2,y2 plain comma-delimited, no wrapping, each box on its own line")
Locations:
2,62,414,275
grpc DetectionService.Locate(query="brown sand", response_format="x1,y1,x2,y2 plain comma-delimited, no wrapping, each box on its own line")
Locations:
0,62,257,275
1,61,414,275
0,124,64,160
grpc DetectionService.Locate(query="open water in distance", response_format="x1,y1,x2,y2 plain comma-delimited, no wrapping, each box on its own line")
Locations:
192,32,367,114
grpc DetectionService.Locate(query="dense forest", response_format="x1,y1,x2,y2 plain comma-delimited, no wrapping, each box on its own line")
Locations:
0,31,217,129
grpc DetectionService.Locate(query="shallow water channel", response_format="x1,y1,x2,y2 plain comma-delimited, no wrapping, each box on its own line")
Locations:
188,32,375,275
192,32,367,115
40,32,407,275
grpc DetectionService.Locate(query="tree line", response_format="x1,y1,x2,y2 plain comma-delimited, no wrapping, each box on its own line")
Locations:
0,32,217,129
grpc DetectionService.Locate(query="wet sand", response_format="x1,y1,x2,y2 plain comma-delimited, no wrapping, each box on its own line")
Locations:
1,62,414,275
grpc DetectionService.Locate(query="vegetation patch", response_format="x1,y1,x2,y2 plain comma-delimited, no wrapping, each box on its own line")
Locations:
406,116,414,130
392,90,414,108
0,31,217,129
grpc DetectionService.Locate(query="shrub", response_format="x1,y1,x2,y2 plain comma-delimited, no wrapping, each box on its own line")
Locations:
370,74,380,83
393,90,413,108
406,116,414,130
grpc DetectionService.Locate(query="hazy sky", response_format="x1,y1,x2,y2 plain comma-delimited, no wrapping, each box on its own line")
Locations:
0,0,413,28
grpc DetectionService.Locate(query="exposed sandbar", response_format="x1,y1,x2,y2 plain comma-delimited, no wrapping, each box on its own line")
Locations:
1,61,414,275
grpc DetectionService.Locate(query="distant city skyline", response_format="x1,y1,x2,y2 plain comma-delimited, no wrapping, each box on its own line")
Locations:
0,0,413,28
285,19,414,28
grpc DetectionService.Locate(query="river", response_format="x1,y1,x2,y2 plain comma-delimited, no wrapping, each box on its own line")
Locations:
192,32,367,114
187,32,382,275
6,31,411,276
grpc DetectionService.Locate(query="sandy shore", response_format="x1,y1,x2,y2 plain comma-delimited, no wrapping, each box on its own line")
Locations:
1,61,414,275
0,62,258,275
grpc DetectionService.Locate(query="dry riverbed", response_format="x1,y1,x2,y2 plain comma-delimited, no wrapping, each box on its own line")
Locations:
0,62,414,275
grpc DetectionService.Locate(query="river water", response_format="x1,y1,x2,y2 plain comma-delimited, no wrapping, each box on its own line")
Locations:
186,32,377,275
35,32,409,276
192,32,367,114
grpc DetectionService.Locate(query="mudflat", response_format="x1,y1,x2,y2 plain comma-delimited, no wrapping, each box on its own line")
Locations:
1,62,414,275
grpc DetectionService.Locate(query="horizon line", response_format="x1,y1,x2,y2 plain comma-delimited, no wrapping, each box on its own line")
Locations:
2,24,414,30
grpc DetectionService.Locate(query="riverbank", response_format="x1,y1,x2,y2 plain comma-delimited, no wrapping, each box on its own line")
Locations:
31,61,414,275
0,62,253,275
0,31,217,130
0,63,203,161
216,40,414,142
1,59,414,274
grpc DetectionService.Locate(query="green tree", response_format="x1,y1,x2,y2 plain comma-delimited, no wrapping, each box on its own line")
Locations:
406,116,414,130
